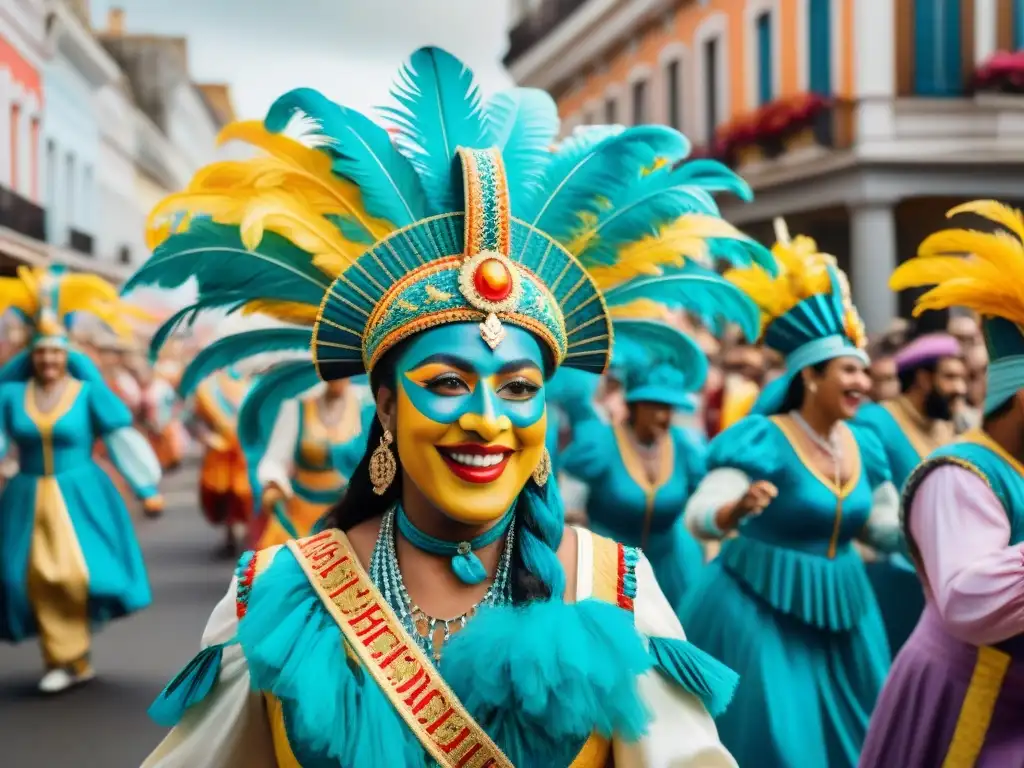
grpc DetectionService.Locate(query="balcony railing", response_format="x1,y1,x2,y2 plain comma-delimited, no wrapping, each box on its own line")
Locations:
503,0,590,66
69,228,94,256
0,185,46,241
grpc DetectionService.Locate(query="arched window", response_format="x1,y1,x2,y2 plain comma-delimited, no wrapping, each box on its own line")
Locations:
914,0,963,96
808,0,832,95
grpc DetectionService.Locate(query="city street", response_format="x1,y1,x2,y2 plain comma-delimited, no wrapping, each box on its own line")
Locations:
0,461,232,767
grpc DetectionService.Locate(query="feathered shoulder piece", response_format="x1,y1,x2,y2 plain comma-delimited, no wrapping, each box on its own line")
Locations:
129,46,772,387
725,219,865,357
0,266,134,345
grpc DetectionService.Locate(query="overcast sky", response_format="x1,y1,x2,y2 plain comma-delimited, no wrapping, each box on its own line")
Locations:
90,0,515,120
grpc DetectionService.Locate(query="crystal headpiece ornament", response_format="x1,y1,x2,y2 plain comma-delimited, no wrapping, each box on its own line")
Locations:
129,47,774,394
0,266,137,348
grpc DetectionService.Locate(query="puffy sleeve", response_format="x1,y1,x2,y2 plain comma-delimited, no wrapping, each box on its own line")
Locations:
684,416,781,540
142,577,276,768
89,382,162,500
256,400,299,498
850,423,901,554
560,417,616,484
616,555,738,768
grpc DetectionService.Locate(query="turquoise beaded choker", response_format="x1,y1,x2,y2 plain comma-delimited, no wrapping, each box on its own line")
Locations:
395,503,516,585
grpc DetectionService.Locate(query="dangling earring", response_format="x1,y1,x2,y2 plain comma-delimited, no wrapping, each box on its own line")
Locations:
532,448,551,487
370,429,397,495
808,382,819,396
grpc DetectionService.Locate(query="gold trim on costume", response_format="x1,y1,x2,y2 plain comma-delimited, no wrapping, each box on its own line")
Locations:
883,397,953,459
287,531,515,768
941,646,1011,768
25,378,92,666
613,425,674,549
959,428,1024,479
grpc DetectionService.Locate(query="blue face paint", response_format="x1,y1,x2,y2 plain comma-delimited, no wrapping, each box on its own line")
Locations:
396,323,546,428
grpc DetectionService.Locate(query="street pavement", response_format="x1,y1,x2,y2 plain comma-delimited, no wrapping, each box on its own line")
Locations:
0,461,234,767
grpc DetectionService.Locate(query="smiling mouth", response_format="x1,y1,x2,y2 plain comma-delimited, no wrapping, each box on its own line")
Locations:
436,444,514,484
841,390,863,407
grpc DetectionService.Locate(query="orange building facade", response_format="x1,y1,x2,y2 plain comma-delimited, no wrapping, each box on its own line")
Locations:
506,0,1024,332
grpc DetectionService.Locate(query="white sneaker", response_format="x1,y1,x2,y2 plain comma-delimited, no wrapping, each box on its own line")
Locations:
38,665,95,694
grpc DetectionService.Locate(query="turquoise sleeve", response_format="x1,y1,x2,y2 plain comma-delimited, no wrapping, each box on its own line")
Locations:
560,418,615,483
705,414,783,479
848,422,893,489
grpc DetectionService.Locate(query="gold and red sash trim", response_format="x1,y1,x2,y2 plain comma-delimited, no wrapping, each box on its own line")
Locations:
287,530,515,768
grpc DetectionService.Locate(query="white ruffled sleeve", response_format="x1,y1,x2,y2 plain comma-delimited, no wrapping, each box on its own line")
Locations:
613,556,738,768
256,400,299,498
141,578,275,768
684,468,751,541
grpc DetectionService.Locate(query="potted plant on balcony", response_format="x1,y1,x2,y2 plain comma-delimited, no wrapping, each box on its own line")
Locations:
973,50,1024,96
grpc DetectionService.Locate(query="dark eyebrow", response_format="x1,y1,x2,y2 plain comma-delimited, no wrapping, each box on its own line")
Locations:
498,359,543,376
409,354,473,373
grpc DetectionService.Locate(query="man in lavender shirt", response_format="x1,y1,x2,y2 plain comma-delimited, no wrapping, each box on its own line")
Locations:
860,201,1024,767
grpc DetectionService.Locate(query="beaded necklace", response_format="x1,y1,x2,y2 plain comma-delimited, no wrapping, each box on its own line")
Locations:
369,505,516,662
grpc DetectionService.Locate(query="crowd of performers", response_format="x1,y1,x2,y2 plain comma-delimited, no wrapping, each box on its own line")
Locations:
0,46,1019,767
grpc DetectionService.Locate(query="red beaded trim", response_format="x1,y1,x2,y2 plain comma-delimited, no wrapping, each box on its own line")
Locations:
616,544,636,613
235,553,258,620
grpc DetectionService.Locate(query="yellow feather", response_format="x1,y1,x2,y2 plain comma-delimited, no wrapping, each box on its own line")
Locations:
947,199,1024,242
242,300,320,325
0,275,39,318
57,274,120,319
609,299,674,322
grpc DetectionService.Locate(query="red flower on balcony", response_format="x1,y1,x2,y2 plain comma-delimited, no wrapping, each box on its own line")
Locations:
973,50,1024,94
713,93,833,163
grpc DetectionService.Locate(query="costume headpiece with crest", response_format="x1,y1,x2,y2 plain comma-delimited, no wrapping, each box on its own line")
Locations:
726,219,868,415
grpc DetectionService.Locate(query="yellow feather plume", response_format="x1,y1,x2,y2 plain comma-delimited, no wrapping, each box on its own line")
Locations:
891,200,1024,326
146,121,395,275
588,214,749,290
0,274,39,320
609,299,674,322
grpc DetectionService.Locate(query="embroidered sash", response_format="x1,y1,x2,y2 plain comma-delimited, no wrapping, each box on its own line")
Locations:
288,530,514,768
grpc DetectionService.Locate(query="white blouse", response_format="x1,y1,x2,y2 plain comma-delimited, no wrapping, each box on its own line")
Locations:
142,529,736,768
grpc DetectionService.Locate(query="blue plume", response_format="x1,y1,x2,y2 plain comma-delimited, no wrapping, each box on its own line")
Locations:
237,361,322,464
379,47,489,214
125,220,330,310
519,126,690,243
146,297,249,362
178,327,313,399
264,88,428,226
485,88,559,207
325,214,376,245
605,264,761,341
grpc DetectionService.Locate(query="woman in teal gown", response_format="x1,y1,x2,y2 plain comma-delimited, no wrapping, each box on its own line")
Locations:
561,315,709,614
0,268,162,695
680,223,901,767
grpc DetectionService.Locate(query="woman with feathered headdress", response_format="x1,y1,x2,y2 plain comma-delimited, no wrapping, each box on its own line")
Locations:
136,47,775,767
558,301,721,618
680,221,902,767
0,267,161,695
861,201,1024,768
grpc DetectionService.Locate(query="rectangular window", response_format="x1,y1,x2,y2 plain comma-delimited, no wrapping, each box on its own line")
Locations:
756,12,773,105
666,60,682,130
631,79,648,125
604,96,617,123
914,0,963,96
808,0,832,95
704,38,719,143
9,105,20,191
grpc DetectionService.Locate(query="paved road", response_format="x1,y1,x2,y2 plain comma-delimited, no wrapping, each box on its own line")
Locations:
0,462,234,768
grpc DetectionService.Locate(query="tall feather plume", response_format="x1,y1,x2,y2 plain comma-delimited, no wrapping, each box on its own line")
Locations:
891,200,1024,325
485,88,559,206
178,327,313,398
380,47,489,213
264,88,429,225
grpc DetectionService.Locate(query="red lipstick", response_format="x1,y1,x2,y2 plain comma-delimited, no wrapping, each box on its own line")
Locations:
436,444,514,484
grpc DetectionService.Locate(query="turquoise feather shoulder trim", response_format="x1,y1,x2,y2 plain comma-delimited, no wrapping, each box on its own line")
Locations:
148,641,232,727
647,636,739,717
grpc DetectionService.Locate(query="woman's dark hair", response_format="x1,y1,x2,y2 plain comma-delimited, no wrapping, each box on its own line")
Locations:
322,343,565,605
984,396,1015,426
779,359,830,413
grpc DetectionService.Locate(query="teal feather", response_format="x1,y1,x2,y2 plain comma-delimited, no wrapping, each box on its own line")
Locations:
237,361,322,468
125,220,329,311
485,88,559,207
148,642,229,727
264,88,428,226
606,265,762,341
146,297,248,362
178,327,312,399
379,47,489,214
520,126,690,243
671,157,754,201
647,636,739,718
325,214,376,245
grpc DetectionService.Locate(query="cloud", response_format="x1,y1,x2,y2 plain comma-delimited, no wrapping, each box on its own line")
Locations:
91,0,513,119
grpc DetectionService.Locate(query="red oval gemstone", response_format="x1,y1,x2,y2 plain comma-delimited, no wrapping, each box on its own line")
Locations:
474,258,512,302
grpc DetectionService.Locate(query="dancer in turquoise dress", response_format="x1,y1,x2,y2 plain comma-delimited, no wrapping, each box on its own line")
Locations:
0,267,161,694
681,221,902,767
562,308,711,614
130,47,777,767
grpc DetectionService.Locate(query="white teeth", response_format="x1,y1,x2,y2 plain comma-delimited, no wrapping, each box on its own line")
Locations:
447,452,506,468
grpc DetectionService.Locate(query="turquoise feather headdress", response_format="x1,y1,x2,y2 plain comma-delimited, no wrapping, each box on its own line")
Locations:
128,47,772,384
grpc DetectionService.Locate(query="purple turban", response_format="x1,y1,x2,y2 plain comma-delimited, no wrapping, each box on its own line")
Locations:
894,333,962,373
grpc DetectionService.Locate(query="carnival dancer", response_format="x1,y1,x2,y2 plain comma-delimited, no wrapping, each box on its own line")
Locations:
854,332,965,656
860,201,1024,767
561,305,711,615
131,47,778,767
681,221,901,768
191,364,256,557
0,267,162,694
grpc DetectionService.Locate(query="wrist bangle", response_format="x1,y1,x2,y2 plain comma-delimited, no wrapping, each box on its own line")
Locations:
703,506,725,538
